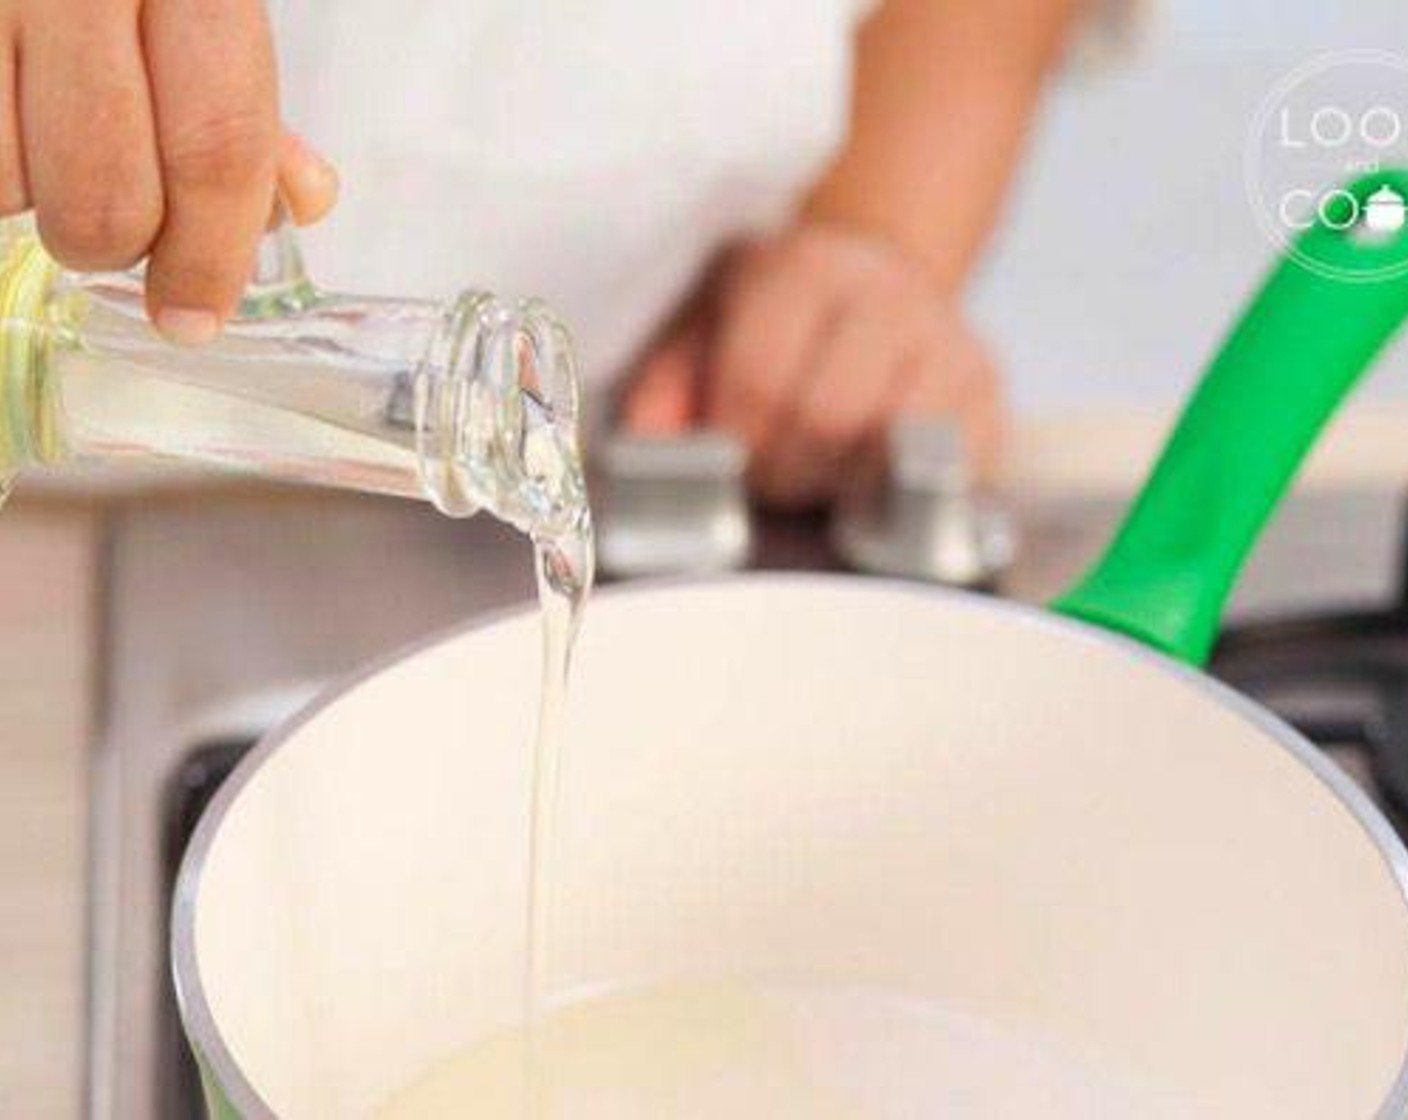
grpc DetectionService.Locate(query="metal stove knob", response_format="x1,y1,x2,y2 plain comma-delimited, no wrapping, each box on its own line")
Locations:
596,432,753,578
831,418,1015,588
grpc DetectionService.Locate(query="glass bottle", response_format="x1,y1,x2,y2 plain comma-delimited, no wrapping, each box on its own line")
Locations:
0,215,588,543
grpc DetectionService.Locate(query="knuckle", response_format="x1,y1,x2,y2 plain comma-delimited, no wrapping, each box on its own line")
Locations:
905,328,948,373
716,330,773,404
729,365,781,417
164,108,277,190
794,225,854,269
727,245,803,304
837,293,887,336
40,194,160,270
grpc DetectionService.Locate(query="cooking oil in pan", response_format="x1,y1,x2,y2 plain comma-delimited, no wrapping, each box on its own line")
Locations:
378,981,1192,1118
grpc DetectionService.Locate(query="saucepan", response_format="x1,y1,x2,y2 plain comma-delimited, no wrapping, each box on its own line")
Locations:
175,174,1408,1118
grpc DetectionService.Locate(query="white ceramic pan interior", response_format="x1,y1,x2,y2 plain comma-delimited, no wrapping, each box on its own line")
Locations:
175,578,1408,1119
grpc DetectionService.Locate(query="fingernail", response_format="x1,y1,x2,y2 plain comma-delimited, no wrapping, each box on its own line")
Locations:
295,147,340,194
155,307,220,348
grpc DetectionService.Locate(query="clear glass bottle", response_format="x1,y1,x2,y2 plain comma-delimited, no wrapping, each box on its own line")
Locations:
0,216,588,542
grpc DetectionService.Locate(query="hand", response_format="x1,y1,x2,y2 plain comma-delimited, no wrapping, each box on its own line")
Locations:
4,0,339,345
624,223,1005,509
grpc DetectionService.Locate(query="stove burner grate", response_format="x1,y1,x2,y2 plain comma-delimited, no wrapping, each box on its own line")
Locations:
1215,604,1408,836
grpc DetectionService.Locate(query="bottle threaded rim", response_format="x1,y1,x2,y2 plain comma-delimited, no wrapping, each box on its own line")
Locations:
413,291,588,537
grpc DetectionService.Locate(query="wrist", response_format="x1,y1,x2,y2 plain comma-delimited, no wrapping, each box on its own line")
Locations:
791,202,958,295
800,83,1042,293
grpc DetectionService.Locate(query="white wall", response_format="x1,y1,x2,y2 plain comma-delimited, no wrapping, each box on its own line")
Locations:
973,0,1408,411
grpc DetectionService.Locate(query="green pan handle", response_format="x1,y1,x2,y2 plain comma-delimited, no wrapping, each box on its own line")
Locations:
1053,170,1408,666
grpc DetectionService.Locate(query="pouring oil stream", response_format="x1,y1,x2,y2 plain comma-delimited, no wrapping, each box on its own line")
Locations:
525,519,594,1117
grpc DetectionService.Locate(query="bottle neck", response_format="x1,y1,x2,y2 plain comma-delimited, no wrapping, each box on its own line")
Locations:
415,290,587,538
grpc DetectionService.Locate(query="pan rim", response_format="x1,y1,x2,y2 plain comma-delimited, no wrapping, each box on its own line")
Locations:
170,571,1408,1120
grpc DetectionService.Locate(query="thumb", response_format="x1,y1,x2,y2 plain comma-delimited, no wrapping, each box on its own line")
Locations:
277,131,340,228
622,319,706,435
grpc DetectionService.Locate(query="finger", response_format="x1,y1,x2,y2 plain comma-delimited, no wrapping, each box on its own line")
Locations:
0,34,27,216
705,250,835,456
895,330,1008,485
781,300,916,466
753,300,915,508
277,130,339,227
142,0,280,344
22,0,163,268
622,318,706,434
